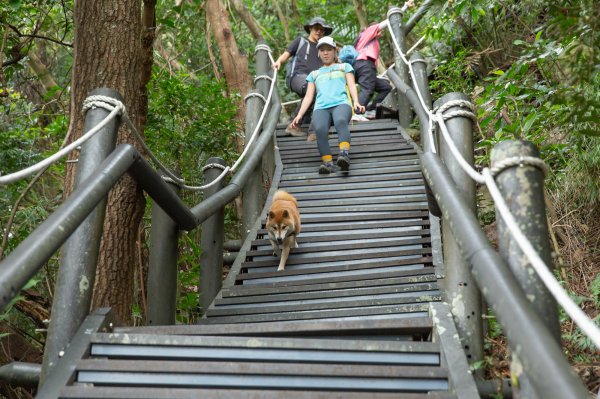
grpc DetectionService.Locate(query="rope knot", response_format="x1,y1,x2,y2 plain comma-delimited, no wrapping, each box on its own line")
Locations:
82,95,126,118
490,155,549,178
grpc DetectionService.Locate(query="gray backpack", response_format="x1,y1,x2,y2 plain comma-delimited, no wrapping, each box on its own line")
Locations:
285,37,309,89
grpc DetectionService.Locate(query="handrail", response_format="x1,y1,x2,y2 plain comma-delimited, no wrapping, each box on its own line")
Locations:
0,95,281,313
421,153,589,398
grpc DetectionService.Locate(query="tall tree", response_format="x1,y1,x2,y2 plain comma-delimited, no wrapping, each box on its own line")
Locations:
65,0,150,324
230,0,263,41
205,0,252,151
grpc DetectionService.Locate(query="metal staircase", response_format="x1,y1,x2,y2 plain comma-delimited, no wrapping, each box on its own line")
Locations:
41,120,479,398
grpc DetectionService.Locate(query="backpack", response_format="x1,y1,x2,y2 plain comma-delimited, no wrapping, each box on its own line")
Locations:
340,35,377,65
285,37,309,89
339,45,359,65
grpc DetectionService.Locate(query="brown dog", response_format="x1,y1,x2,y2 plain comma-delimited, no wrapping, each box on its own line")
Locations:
266,190,301,271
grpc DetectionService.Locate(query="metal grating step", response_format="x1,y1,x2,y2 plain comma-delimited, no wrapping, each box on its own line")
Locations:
60,333,451,395
60,387,458,399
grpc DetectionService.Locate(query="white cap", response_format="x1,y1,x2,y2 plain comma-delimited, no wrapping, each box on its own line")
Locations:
316,36,336,49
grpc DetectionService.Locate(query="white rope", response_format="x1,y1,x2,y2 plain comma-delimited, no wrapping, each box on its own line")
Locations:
202,163,227,172
384,14,600,349
244,92,267,103
490,155,549,178
161,47,278,191
434,113,485,184
231,67,277,173
0,49,279,193
254,74,274,84
0,99,124,186
483,168,600,349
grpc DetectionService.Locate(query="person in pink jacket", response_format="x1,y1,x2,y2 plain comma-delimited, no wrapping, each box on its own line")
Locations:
353,21,392,119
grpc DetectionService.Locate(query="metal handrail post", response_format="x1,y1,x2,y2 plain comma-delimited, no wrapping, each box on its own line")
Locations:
434,92,483,370
39,88,122,387
491,140,560,399
241,89,264,238
403,0,435,35
256,41,275,208
408,51,433,151
407,51,441,218
388,6,413,128
200,157,227,313
147,179,180,325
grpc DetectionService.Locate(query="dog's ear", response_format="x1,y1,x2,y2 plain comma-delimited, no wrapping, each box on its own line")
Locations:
282,210,289,218
268,211,275,219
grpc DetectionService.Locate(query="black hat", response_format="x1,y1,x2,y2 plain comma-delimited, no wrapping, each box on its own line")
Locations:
304,17,333,35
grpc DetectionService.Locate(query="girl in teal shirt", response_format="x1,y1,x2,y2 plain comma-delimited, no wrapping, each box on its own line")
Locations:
291,36,365,174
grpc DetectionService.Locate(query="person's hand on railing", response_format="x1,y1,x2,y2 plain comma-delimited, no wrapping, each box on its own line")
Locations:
290,113,303,128
354,101,365,115
272,60,281,70
403,0,415,9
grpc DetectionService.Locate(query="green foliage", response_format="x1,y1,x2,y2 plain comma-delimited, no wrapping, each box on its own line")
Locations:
555,136,600,208
145,68,239,189
176,233,202,324
560,286,600,357
429,48,479,97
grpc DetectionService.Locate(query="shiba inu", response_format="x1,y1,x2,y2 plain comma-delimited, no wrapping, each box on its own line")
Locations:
266,190,301,271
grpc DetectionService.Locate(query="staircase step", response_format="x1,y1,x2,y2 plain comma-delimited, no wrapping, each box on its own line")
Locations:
60,386,458,399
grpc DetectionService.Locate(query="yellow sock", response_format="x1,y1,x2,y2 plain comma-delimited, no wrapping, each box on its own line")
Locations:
322,155,332,163
339,142,350,152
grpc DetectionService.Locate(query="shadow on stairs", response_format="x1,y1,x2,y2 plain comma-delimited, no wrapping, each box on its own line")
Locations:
43,120,479,399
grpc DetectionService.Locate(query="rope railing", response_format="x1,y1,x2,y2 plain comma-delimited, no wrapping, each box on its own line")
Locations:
0,102,123,186
383,12,600,350
0,45,279,194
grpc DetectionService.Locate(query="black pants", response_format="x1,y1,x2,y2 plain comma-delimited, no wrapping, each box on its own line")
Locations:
290,73,314,125
354,59,392,111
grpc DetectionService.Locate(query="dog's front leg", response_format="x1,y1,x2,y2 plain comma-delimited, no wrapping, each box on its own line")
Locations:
277,244,291,271
270,240,281,257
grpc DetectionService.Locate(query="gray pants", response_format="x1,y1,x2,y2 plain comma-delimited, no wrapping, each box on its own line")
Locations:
312,104,352,158
290,73,313,125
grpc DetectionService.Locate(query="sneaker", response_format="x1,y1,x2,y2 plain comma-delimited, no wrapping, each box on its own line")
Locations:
352,114,369,122
318,162,335,174
307,132,317,142
285,124,306,137
364,110,376,119
336,151,350,172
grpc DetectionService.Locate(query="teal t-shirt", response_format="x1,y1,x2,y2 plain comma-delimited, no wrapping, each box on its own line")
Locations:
307,63,354,110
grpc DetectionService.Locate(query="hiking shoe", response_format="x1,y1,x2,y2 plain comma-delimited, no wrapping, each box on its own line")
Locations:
352,114,369,122
307,132,317,142
285,124,306,137
336,151,350,172
364,110,376,119
318,162,335,174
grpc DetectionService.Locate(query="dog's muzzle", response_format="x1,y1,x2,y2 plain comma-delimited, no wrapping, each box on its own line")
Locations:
276,237,283,244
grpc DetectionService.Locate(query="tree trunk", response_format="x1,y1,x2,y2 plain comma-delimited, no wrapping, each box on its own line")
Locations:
353,0,369,29
273,0,289,43
66,0,148,325
353,0,387,74
205,0,252,152
230,0,263,41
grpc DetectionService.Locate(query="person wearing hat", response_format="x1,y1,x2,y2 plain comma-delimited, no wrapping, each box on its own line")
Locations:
272,17,333,138
290,36,365,174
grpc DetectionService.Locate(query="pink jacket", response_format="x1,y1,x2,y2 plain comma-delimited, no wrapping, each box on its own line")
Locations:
355,24,382,65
